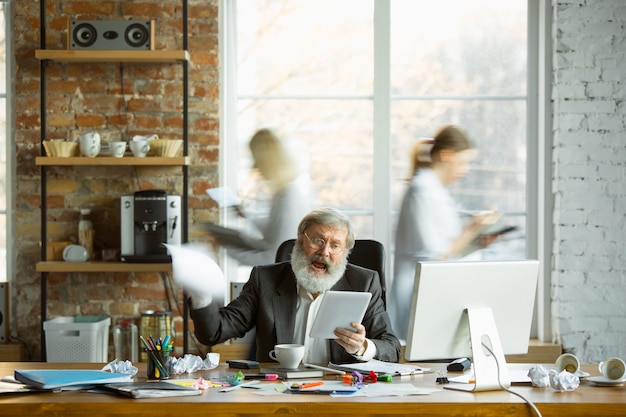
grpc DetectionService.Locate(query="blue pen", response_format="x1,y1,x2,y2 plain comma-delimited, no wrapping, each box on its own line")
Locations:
162,334,170,347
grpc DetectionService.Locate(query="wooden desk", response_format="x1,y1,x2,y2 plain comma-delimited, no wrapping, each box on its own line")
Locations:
0,362,624,417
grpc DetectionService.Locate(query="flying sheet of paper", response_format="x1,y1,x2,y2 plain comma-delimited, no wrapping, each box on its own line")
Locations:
206,187,240,208
164,243,226,299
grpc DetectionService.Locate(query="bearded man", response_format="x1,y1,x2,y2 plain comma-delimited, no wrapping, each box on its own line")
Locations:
189,207,401,364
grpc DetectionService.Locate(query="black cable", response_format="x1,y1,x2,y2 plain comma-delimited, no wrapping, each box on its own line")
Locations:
9,335,32,361
160,271,206,356
481,342,543,417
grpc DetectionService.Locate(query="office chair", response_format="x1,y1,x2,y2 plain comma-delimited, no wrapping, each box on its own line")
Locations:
275,238,387,307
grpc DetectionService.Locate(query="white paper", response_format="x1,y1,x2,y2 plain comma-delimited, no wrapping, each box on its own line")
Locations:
164,243,226,300
328,359,430,376
206,187,240,208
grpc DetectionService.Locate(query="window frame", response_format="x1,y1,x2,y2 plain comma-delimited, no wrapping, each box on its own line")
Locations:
2,0,12,284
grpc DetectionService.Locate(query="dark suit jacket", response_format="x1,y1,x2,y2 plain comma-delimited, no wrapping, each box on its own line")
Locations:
191,261,401,363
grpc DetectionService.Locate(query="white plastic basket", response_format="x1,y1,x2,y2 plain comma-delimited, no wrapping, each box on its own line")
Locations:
44,316,110,362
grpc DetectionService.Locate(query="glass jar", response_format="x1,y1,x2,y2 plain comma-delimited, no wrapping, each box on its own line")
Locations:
78,208,94,260
113,318,138,363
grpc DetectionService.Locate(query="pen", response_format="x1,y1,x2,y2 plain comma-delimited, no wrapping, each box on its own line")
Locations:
219,379,260,392
303,363,346,375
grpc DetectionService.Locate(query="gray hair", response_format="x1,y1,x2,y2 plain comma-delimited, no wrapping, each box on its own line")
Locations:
297,207,355,251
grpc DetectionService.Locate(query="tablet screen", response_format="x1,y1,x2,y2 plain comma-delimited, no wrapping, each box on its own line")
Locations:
309,291,372,339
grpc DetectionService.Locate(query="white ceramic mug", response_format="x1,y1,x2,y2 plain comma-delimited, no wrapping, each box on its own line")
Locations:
268,343,305,369
598,357,626,380
110,141,127,157
556,353,580,374
129,140,150,157
79,132,101,158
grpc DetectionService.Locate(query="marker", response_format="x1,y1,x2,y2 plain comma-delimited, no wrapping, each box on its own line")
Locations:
244,373,279,381
292,381,324,390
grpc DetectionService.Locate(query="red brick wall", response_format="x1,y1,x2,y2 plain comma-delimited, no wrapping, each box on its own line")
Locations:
13,0,220,360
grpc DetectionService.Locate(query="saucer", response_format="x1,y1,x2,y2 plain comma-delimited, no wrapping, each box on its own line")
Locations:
575,370,590,378
587,376,625,386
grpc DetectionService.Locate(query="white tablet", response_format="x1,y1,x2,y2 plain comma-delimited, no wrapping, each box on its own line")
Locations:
309,291,372,339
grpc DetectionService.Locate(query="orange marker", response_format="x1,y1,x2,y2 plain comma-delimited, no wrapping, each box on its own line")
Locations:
294,381,324,390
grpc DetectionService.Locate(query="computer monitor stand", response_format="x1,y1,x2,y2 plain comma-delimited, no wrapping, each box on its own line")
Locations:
444,307,511,392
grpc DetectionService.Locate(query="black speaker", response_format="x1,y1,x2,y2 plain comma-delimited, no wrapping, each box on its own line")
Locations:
69,20,154,50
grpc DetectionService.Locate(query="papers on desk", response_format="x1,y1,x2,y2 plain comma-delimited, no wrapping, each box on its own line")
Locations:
328,359,430,376
101,381,202,398
0,380,48,395
447,363,533,385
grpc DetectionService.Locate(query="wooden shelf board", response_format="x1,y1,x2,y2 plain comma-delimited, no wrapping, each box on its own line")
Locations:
36,156,189,166
35,49,189,63
36,261,172,273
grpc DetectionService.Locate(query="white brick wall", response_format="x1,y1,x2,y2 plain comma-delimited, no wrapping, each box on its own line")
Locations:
552,0,626,363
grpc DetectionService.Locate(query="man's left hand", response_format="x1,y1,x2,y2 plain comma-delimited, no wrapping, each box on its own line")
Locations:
334,322,366,355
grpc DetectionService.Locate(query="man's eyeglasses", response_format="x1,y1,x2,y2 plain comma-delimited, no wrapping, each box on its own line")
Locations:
303,232,346,256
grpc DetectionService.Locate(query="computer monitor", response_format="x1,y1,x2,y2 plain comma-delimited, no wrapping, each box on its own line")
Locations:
404,260,540,392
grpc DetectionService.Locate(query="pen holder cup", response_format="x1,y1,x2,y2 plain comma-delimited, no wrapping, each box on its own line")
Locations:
146,348,171,380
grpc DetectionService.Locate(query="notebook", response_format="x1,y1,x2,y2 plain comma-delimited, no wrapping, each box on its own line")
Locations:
14,369,132,390
259,366,324,379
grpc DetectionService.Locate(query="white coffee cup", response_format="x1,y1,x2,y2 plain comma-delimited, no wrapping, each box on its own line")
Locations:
598,357,626,380
129,140,150,157
110,141,127,157
79,132,101,158
268,343,305,369
555,353,580,374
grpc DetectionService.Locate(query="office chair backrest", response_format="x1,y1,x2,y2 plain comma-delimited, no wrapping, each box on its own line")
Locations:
275,238,387,307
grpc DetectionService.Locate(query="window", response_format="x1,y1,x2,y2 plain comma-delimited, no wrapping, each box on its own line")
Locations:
221,0,533,281
224,0,528,258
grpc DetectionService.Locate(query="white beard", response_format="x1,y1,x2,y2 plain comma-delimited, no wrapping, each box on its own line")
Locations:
291,243,348,293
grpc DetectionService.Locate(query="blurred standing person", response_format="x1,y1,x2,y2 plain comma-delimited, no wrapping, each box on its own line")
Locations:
211,128,313,267
388,125,494,340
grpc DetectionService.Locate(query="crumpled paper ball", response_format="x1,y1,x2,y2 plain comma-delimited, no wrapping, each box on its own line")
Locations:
169,352,220,375
528,365,580,391
527,365,550,387
102,359,138,376
548,369,580,391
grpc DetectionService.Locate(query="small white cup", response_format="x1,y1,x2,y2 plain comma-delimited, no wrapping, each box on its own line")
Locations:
79,132,101,158
598,357,626,380
268,343,305,369
110,141,127,158
129,140,150,157
555,353,580,374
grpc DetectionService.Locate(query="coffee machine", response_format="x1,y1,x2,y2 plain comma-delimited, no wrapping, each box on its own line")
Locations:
120,190,181,262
